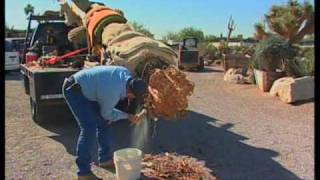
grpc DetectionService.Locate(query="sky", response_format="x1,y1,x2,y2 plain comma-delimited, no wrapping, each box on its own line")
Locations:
5,0,314,39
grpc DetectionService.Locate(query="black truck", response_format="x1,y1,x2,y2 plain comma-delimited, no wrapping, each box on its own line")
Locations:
178,38,204,71
20,13,86,123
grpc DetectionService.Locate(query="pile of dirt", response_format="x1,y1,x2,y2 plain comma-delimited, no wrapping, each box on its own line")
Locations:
142,153,217,180
145,66,194,120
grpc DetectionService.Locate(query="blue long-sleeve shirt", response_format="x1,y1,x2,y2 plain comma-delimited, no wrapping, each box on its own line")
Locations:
73,66,132,122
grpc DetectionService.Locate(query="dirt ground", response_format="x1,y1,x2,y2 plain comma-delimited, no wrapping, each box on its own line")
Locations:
5,66,314,180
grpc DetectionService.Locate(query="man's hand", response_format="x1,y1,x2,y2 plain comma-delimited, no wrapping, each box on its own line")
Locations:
128,114,140,125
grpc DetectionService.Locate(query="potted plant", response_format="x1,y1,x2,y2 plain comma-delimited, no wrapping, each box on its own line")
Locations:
252,35,295,92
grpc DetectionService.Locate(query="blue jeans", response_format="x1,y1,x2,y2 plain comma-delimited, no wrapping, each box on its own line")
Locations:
62,77,112,176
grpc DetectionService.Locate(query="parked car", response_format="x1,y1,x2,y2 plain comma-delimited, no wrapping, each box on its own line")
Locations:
5,39,21,71
6,37,25,61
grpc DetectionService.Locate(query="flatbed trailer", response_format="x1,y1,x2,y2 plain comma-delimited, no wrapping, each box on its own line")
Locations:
21,64,80,122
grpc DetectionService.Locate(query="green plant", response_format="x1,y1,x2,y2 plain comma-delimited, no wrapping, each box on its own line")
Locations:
162,31,180,41
254,0,314,43
230,46,247,55
198,42,208,57
248,58,259,70
253,35,295,72
204,34,219,42
205,44,218,58
24,4,34,16
285,47,314,77
179,27,205,41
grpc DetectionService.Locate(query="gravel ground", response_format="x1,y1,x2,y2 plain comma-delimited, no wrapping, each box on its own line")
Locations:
5,66,314,180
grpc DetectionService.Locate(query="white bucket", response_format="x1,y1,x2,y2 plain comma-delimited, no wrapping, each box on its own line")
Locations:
113,148,142,180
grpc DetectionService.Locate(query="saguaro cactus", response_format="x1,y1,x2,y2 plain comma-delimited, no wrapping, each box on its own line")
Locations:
226,16,236,47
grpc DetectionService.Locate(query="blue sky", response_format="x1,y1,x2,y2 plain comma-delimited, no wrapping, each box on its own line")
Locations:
5,0,314,39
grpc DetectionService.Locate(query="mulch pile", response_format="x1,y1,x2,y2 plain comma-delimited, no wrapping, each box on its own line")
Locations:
142,153,218,180
145,67,195,120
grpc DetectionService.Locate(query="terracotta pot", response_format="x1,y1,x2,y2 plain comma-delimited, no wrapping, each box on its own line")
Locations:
253,69,285,92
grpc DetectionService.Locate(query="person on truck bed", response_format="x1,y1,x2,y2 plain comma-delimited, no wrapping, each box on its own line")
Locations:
62,65,147,180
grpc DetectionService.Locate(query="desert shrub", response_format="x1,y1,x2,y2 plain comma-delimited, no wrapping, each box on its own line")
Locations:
285,47,314,77
248,58,259,70
198,42,208,57
198,42,219,59
206,44,218,59
230,46,246,54
253,35,295,72
243,45,256,56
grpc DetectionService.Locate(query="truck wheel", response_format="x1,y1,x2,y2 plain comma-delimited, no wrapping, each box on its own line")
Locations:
30,98,45,123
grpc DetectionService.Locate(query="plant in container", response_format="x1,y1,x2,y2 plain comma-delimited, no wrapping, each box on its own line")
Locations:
253,35,295,92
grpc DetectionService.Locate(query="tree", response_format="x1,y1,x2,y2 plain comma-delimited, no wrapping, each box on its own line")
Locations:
162,31,180,41
24,4,34,16
226,16,236,46
204,34,218,42
236,34,243,41
205,43,219,58
130,21,154,38
178,27,204,41
254,0,314,43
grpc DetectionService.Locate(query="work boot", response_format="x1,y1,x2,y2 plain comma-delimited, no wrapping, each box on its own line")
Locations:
77,173,102,180
99,159,116,173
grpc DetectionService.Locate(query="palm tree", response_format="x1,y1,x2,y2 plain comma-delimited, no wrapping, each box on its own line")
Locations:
24,4,34,16
254,0,314,44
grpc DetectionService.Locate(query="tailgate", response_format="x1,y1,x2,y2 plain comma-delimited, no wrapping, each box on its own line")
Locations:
21,65,79,102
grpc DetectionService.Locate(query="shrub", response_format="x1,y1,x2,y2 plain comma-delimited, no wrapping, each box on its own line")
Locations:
253,35,295,72
285,47,314,77
206,44,218,59
198,42,219,59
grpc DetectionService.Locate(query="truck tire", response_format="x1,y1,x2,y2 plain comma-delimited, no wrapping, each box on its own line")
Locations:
30,98,45,123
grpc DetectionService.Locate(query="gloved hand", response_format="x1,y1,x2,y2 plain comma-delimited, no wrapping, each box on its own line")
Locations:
128,114,140,125
129,108,147,125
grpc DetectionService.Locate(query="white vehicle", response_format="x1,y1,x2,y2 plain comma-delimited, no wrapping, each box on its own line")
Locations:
5,39,21,71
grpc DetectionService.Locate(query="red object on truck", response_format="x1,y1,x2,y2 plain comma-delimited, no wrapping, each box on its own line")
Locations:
42,48,87,66
25,52,39,63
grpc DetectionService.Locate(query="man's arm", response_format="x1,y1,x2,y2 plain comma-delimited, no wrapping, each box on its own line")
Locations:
98,91,129,122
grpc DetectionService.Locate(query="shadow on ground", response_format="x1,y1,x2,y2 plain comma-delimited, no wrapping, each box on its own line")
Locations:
5,71,22,81
38,109,299,179
185,67,224,73
291,98,314,106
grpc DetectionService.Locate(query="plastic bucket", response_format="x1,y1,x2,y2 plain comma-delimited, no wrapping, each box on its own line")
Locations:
25,52,38,63
113,148,142,180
